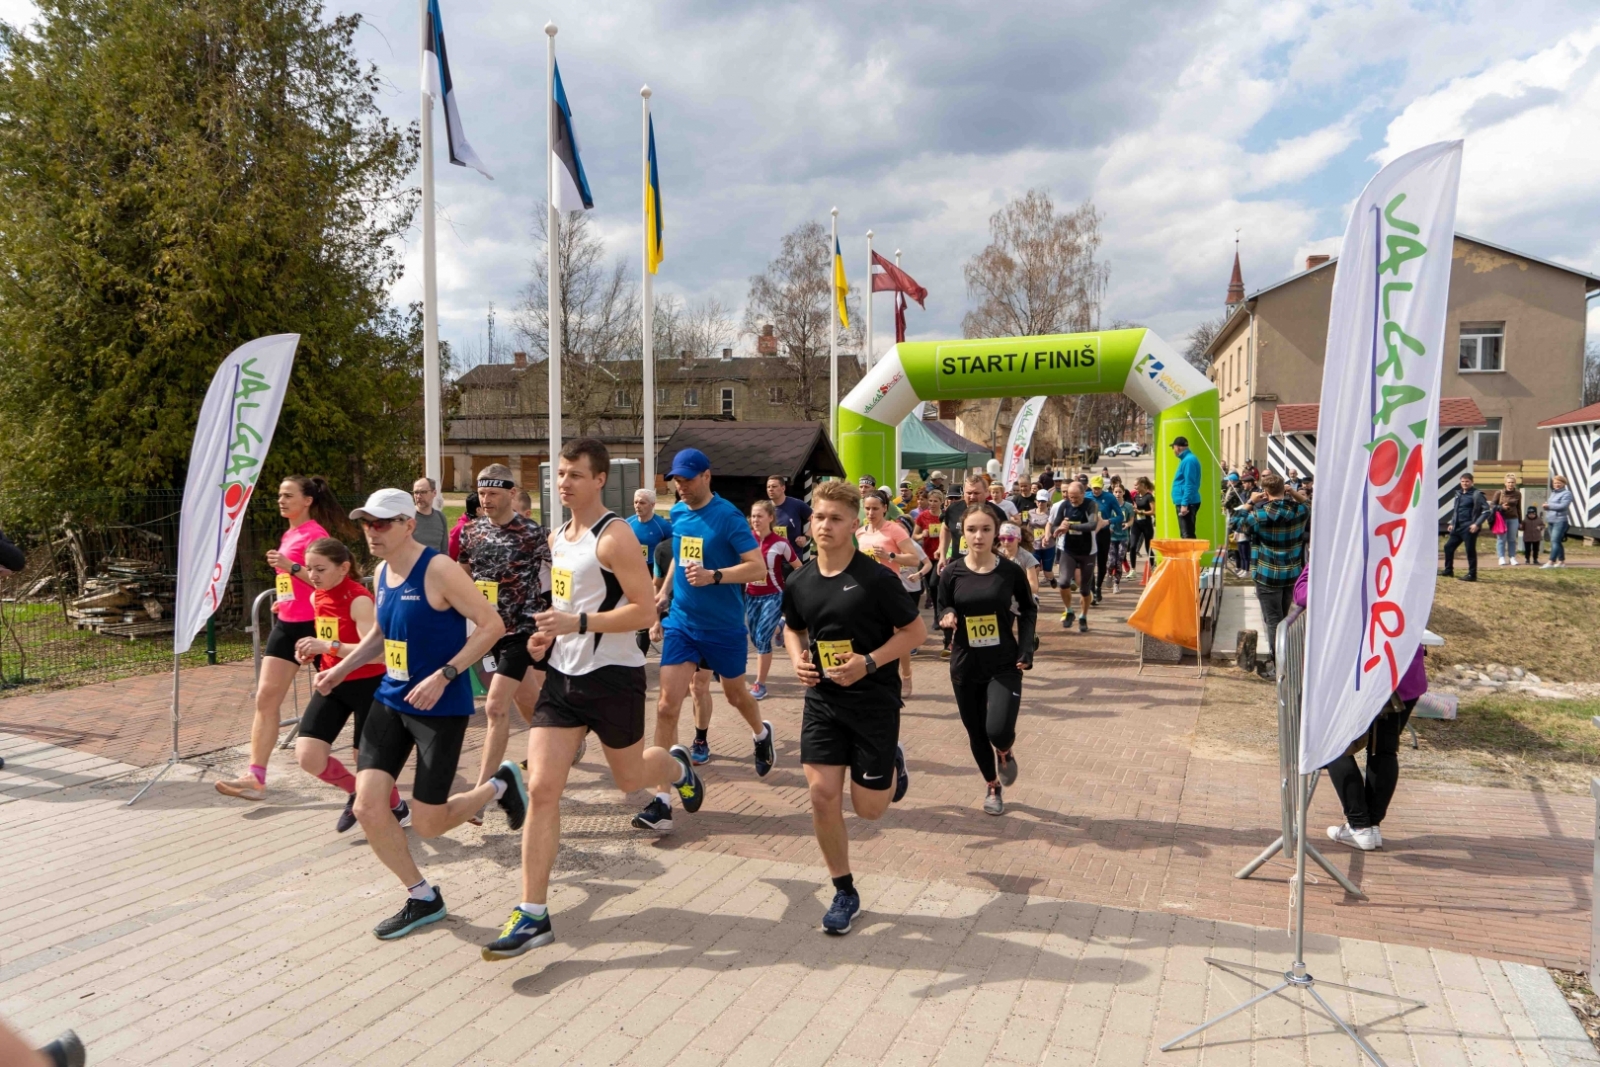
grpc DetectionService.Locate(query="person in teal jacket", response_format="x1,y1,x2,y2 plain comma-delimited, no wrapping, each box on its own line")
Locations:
1170,437,1202,539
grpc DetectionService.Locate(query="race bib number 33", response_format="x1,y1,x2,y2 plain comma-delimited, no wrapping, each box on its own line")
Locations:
816,640,854,670
965,614,1001,648
551,567,573,606
680,536,704,565
383,639,409,682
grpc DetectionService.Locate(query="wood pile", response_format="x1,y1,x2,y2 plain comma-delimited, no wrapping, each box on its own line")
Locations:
67,557,177,635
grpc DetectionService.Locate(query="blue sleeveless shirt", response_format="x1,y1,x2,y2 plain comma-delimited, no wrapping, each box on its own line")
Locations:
374,546,474,717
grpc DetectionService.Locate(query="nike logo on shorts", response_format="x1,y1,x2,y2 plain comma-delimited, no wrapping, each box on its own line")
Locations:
862,772,884,780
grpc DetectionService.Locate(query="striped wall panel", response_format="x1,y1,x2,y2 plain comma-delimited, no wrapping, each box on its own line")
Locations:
1436,428,1471,522
1547,424,1598,528
1268,429,1472,522
1266,433,1317,480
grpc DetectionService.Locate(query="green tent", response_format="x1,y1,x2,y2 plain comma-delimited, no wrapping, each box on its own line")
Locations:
898,415,992,470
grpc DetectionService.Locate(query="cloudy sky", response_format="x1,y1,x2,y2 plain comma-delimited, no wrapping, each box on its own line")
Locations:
5,0,1600,365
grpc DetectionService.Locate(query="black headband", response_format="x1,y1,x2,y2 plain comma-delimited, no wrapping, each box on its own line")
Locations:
477,478,515,489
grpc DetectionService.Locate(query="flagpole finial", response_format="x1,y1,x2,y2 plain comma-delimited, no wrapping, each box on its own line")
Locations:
866,229,873,238
830,207,838,217
895,248,901,257
640,85,651,98
544,21,557,36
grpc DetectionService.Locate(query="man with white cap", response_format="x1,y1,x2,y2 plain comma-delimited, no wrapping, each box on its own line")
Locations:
313,488,528,941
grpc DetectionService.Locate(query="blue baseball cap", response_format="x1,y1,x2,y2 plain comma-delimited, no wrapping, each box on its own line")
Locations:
667,448,711,480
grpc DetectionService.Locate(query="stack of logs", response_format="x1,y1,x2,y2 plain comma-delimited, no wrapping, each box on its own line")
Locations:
67,557,176,640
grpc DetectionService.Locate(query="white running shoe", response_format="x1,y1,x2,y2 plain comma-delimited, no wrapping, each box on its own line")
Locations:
1541,562,1554,569
1327,823,1379,851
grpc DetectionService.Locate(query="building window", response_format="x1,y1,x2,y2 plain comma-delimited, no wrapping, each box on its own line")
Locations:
768,386,786,404
721,388,735,417
1474,417,1502,461
614,388,630,408
683,387,699,408
1459,323,1504,372
657,387,669,406
503,391,516,408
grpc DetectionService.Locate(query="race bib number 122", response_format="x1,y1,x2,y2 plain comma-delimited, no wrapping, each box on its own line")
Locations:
680,536,704,566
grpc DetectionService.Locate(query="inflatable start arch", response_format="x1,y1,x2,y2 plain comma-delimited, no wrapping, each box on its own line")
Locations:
837,328,1222,547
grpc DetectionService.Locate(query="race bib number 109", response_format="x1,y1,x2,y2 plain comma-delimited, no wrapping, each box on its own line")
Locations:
965,614,1000,648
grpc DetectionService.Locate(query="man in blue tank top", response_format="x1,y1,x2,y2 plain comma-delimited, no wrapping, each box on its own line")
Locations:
313,488,530,942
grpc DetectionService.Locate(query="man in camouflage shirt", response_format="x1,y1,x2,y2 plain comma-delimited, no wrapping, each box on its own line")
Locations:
458,464,553,807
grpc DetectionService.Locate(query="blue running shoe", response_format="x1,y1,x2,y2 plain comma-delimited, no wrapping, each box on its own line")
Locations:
481,907,554,961
750,682,769,701
690,737,710,764
753,720,776,777
374,890,446,940
822,888,860,936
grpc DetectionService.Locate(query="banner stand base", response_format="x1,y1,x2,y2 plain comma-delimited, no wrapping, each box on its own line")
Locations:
127,655,200,807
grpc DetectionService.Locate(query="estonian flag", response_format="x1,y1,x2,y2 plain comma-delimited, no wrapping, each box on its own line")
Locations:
421,0,492,179
833,237,850,329
552,60,594,212
645,115,663,274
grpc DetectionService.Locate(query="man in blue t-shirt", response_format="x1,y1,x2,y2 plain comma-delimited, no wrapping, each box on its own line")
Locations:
766,474,812,559
627,488,673,578
634,449,776,834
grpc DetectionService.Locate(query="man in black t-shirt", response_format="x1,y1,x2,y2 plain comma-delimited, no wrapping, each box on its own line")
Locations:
1046,481,1106,632
782,480,926,937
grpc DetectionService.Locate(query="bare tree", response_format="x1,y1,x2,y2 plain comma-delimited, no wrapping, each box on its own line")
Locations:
745,220,859,421
515,203,640,434
1184,313,1227,373
1585,341,1600,406
962,190,1109,340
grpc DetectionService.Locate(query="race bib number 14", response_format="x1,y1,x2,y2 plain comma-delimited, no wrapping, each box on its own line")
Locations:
383,639,409,682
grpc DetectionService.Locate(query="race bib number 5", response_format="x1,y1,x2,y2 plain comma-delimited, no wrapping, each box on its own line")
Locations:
314,617,339,643
475,579,499,605
816,640,854,670
275,572,294,602
680,536,704,566
383,639,409,682
551,567,573,607
965,614,1001,648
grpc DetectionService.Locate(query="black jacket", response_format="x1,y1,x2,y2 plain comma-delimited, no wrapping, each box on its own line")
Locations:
1448,488,1490,534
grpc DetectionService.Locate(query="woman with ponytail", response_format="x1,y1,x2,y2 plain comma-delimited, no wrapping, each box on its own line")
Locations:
217,476,347,802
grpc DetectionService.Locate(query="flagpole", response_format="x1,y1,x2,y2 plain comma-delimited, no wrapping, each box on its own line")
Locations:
829,207,838,448
865,229,874,368
420,0,441,485
545,22,561,524
641,86,655,494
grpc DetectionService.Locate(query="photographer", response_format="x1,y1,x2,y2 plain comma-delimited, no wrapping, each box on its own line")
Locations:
1227,471,1307,681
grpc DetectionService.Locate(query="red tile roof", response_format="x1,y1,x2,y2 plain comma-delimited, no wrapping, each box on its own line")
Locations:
1259,397,1486,434
1538,401,1600,428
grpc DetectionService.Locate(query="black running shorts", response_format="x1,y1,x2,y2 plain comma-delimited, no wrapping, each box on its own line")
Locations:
1056,553,1094,594
264,619,317,664
297,674,383,749
356,701,470,806
531,664,646,750
481,632,539,682
800,695,899,790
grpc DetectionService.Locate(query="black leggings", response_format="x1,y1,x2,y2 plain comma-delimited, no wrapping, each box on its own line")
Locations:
1130,521,1153,566
1324,699,1415,830
952,670,1022,783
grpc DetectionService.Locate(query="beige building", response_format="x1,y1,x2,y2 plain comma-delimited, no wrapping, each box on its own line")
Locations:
1205,235,1600,471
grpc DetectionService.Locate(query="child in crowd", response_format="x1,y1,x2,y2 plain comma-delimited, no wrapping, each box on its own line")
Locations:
1522,506,1544,566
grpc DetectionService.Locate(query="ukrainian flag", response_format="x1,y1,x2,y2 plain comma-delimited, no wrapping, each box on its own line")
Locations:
645,115,663,275
833,237,850,328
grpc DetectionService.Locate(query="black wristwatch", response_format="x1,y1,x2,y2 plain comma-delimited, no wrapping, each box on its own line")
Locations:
578,612,589,635
712,568,723,585
289,562,302,576
862,653,878,674
441,664,459,682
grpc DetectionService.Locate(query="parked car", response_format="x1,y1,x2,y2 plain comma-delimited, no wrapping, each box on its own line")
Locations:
1105,442,1143,457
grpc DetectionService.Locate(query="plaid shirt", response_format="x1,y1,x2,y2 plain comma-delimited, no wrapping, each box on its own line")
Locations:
1229,498,1307,587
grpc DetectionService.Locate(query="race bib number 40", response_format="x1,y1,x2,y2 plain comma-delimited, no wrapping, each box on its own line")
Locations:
314,616,339,643
816,640,854,670
679,536,704,566
551,567,573,607
474,579,499,605
275,572,294,602
965,614,1001,648
383,639,409,682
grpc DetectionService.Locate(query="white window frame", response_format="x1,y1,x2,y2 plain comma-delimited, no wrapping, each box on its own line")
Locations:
656,386,669,405
1474,416,1502,462
1459,323,1505,373
614,388,631,408
721,388,735,417
683,387,699,408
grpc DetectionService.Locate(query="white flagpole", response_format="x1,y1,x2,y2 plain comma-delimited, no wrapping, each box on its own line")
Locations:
420,0,441,485
829,206,838,447
865,229,874,368
545,22,561,523
641,86,655,493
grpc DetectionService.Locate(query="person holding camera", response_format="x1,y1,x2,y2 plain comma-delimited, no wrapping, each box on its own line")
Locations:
1227,471,1307,680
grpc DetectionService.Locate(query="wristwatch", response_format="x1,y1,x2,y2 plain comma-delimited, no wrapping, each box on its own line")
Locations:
862,653,878,674
441,664,459,682
712,569,723,585
289,562,302,575
328,639,342,655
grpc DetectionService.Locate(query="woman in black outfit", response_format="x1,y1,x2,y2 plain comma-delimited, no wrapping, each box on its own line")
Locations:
1129,476,1156,569
937,502,1037,816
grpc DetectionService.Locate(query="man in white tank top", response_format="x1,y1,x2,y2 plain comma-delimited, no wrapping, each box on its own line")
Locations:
481,438,705,961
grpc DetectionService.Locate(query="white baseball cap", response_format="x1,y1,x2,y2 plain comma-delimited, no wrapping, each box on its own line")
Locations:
350,488,416,521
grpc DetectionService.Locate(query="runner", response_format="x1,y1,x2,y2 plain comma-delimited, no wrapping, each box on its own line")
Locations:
914,490,945,610
650,538,718,765
745,500,797,701
1129,477,1156,571
936,475,988,658
938,502,1036,815
628,487,672,653
1088,476,1115,604
635,448,775,832
1105,485,1132,593
1046,480,1105,632
781,480,926,934
858,492,920,698
998,523,1041,598
312,488,527,940
481,439,704,960
290,537,411,832
766,475,812,559
456,464,553,820
216,476,343,802
1029,489,1055,583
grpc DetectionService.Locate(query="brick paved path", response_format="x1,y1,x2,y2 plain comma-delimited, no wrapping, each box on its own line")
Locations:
0,582,1592,970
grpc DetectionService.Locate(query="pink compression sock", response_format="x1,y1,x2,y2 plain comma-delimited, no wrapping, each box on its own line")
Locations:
249,764,267,787
389,787,402,809
315,757,356,794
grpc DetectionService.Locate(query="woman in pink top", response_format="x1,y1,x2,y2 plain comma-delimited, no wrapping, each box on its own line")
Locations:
857,492,921,696
217,475,348,802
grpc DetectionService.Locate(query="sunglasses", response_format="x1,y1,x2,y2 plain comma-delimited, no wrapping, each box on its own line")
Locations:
1000,536,1019,543
359,516,402,531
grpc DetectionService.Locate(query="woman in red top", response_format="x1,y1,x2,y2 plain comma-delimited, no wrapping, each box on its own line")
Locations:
745,500,797,701
290,538,410,833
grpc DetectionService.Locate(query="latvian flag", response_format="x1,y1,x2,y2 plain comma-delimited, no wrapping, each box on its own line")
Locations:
551,60,594,212
421,0,492,179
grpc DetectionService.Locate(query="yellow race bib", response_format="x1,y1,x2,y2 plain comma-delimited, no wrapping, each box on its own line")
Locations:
965,614,1001,648
774,525,788,541
551,567,573,607
679,536,704,566
275,572,294,602
383,639,409,682
475,579,499,605
641,544,650,558
315,616,339,643
959,536,968,553
816,640,854,670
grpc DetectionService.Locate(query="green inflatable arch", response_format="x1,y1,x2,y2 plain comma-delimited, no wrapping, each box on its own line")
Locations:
837,328,1223,547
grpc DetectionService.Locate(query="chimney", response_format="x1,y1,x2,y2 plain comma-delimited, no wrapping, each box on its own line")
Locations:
512,351,528,369
1225,245,1245,311
1305,254,1330,271
757,324,777,356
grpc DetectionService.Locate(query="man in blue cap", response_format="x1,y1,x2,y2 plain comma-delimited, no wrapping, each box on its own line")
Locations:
634,448,777,833
1170,436,1202,539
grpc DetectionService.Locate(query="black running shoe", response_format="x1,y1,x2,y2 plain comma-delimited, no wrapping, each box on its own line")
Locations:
481,907,554,961
493,760,527,831
822,889,860,935
669,745,705,813
392,799,412,828
335,793,358,834
1078,615,1088,633
1092,592,1102,606
753,720,776,777
374,890,447,940
1061,611,1074,629
892,743,909,803
632,796,674,833
37,1030,85,1067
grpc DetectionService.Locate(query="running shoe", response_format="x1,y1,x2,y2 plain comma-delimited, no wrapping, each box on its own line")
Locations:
997,751,1018,787
493,761,527,831
374,889,447,940
1078,615,1088,633
1092,592,1102,606
822,888,861,936
481,907,555,961
336,794,358,834
753,721,776,777
393,799,412,828
908,647,920,657
1327,823,1379,851
750,682,769,701
669,745,706,813
689,737,711,764
893,743,909,803
1061,611,1074,629
939,648,952,660
984,784,1005,816
632,797,674,833
1111,578,1120,595
36,1030,85,1067
214,774,265,801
